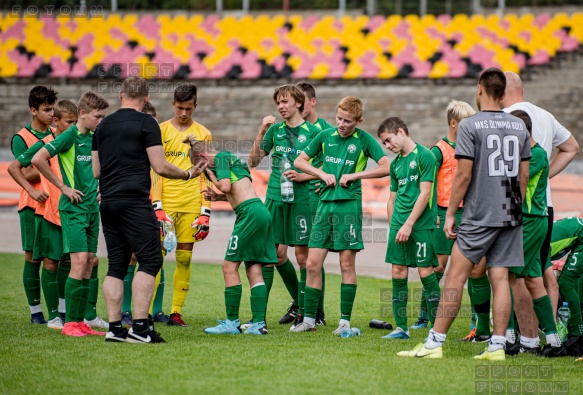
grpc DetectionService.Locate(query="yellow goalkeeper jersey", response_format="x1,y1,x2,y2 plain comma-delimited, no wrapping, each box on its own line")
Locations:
155,118,212,213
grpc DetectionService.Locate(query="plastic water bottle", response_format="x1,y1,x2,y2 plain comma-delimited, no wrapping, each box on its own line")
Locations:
163,222,177,252
280,153,294,202
340,327,361,338
557,302,571,342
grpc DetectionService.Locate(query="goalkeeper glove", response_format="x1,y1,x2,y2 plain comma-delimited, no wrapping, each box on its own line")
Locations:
191,206,211,240
153,201,172,235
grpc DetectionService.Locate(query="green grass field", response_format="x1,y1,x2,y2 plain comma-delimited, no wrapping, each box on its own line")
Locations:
0,252,580,394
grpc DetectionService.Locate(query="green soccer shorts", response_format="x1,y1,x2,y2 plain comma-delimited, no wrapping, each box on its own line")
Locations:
264,197,312,246
309,199,364,251
19,206,36,252
226,198,277,266
33,215,64,261
386,228,438,268
511,215,546,278
61,211,99,254
433,206,462,256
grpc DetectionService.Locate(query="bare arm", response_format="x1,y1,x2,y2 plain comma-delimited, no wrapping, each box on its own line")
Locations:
21,167,41,183
295,152,336,187
204,168,231,194
519,160,529,203
32,147,84,203
91,150,101,179
395,181,432,243
339,156,390,187
147,145,206,180
7,161,48,203
203,186,228,202
248,116,275,168
549,135,579,178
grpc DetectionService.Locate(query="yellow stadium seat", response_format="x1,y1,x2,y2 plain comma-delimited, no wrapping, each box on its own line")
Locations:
309,63,329,79
429,60,449,79
377,62,398,79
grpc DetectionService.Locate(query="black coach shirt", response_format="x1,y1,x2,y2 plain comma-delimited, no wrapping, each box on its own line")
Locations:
93,108,162,200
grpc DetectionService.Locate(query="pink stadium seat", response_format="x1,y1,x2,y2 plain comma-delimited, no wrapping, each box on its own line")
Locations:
367,15,386,33
49,57,70,77
512,53,526,69
299,15,319,32
528,49,550,66
136,14,159,39
446,61,467,78
410,60,431,78
534,13,551,29
393,20,412,39
437,14,451,26
2,19,25,40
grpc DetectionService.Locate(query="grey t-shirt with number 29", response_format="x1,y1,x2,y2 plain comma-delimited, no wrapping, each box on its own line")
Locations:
455,111,531,227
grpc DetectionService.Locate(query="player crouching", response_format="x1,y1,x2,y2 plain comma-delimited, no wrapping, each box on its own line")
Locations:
184,136,276,335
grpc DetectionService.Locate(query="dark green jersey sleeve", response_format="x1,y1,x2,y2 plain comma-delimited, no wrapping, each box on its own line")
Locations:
45,127,76,157
304,131,325,159
213,151,232,181
418,148,436,183
390,160,398,192
363,132,386,163
17,141,45,168
260,124,276,154
430,145,443,171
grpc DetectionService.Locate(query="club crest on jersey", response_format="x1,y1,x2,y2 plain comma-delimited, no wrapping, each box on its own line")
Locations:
347,144,356,154
409,160,417,170
298,135,306,143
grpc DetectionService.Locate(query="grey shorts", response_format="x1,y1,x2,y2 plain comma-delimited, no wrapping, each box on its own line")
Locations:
456,223,524,268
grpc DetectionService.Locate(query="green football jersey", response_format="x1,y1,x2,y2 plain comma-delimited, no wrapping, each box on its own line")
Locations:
303,127,386,201
261,121,321,204
45,125,98,213
549,217,583,260
17,140,46,168
11,124,52,159
523,143,549,217
211,150,251,184
307,118,335,202
389,143,437,230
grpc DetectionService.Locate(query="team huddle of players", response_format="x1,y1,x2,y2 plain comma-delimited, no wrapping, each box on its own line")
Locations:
9,68,583,359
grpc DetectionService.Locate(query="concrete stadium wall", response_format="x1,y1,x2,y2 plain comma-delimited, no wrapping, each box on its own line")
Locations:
1,56,581,157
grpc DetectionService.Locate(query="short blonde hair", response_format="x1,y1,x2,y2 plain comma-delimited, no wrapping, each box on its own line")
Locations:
77,91,109,114
446,100,477,124
338,96,363,121
54,100,78,120
183,136,214,167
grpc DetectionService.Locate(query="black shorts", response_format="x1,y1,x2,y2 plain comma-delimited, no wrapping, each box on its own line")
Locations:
100,198,163,280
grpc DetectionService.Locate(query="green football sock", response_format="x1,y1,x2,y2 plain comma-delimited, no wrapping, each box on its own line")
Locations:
340,283,357,322
85,267,99,321
304,286,321,320
41,268,59,320
558,272,583,336
79,278,90,322
471,275,491,337
122,265,135,313
65,277,83,322
392,278,409,330
276,259,299,305
152,268,165,315
298,268,307,315
261,265,274,306
23,260,41,307
507,287,515,332
435,271,444,284
418,289,428,321
318,267,326,313
250,283,267,323
533,295,559,335
421,273,441,326
57,260,70,300
225,284,242,321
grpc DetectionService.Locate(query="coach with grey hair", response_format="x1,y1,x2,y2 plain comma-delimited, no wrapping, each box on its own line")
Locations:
92,76,206,344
